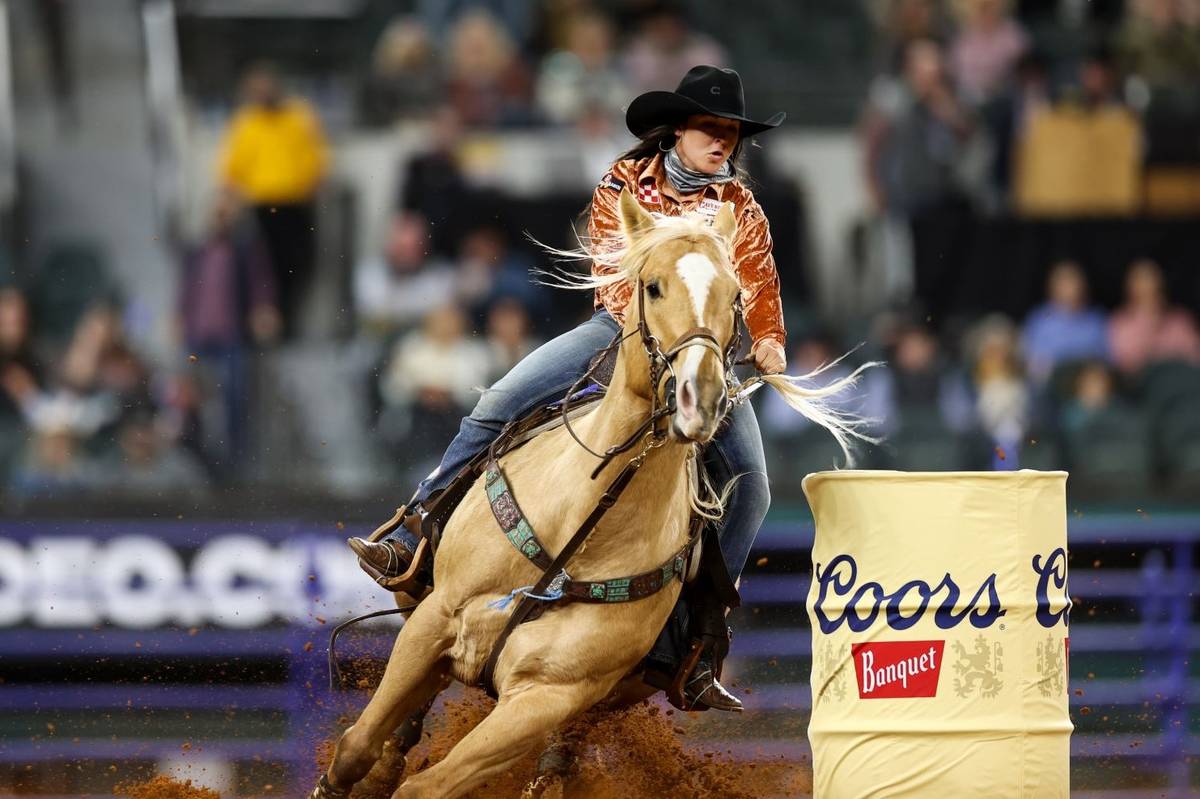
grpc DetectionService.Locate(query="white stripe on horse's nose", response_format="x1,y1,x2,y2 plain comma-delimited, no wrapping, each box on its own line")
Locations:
675,252,717,325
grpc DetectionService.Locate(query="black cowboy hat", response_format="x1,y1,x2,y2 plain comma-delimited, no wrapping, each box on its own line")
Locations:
625,65,786,139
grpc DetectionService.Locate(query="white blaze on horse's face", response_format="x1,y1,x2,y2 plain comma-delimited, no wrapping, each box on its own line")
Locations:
676,252,718,326
673,252,721,441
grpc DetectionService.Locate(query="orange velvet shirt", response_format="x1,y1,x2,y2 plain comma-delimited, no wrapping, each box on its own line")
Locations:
587,154,786,349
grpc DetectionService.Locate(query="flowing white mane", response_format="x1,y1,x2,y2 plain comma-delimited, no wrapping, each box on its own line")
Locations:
533,211,733,293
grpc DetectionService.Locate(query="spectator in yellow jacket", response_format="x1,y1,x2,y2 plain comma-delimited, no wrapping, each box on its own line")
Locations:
219,63,329,339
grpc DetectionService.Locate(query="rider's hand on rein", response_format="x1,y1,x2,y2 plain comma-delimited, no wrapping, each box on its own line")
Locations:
751,339,787,375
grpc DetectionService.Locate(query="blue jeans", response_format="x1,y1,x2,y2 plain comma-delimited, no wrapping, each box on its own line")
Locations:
411,309,771,666
415,309,624,502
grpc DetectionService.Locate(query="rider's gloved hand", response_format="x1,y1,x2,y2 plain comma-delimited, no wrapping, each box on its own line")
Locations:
751,338,786,375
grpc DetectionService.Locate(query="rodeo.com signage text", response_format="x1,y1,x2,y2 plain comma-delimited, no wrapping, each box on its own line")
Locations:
0,521,386,629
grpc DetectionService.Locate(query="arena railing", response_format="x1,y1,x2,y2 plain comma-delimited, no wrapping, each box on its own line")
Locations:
0,512,1195,793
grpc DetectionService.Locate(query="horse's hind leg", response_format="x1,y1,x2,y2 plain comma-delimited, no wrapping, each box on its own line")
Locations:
320,602,453,794
392,682,601,799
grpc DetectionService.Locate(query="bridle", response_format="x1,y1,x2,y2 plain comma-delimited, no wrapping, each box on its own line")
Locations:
560,277,743,480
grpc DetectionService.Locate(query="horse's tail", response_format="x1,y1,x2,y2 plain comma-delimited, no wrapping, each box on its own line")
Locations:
757,355,882,468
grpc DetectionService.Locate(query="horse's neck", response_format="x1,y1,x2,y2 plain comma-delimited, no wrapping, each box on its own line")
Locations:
535,366,693,575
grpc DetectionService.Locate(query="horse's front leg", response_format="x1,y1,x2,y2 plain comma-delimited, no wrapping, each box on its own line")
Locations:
392,680,608,799
316,600,453,796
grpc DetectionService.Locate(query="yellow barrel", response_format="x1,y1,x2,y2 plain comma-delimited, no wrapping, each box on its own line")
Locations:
803,470,1072,798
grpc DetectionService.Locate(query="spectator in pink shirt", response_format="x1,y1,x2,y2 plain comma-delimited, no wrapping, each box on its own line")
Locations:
1109,258,1200,375
950,0,1030,105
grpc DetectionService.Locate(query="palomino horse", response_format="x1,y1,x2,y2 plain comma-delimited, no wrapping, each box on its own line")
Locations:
314,189,869,799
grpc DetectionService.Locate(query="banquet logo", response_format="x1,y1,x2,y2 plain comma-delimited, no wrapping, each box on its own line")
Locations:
852,640,945,698
813,554,1005,634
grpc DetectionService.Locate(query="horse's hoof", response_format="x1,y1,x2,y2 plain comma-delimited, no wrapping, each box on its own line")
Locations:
521,773,565,799
535,742,575,778
310,774,351,799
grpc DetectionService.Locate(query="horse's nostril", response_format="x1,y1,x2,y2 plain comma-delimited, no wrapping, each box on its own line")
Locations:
679,379,696,414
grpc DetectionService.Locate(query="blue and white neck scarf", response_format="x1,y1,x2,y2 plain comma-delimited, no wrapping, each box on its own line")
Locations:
663,147,735,195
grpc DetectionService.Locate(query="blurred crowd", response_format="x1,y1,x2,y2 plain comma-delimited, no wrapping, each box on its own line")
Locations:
359,0,726,131
862,0,1200,313
0,287,209,501
2,0,1199,505
761,254,1200,491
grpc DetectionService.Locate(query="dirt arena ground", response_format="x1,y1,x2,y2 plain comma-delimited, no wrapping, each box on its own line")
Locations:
314,688,813,799
117,686,811,798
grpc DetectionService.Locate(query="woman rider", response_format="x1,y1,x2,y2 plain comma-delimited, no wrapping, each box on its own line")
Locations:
350,65,787,712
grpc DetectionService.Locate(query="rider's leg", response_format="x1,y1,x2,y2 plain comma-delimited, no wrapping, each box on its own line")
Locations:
351,310,621,581
703,398,771,583
413,309,620,504
642,399,770,710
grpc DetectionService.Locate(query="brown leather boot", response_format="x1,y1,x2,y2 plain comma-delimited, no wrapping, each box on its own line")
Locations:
348,537,412,580
642,650,744,713
682,663,743,712
347,505,431,593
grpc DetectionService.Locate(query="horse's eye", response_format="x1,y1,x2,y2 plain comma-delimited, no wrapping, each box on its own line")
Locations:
646,282,662,300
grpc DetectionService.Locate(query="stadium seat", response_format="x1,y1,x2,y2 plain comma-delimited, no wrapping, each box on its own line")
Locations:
0,415,27,487
1017,432,1067,472
28,242,114,345
879,408,972,472
1153,404,1200,492
1063,407,1152,494
1137,361,1200,418
764,424,855,500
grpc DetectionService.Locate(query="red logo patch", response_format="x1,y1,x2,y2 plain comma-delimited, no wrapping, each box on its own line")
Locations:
852,640,945,699
637,177,661,206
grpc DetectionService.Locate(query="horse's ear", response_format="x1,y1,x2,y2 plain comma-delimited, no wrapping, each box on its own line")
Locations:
619,188,655,242
713,202,737,244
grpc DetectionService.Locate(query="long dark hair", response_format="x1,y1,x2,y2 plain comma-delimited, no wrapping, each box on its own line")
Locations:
616,122,749,181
